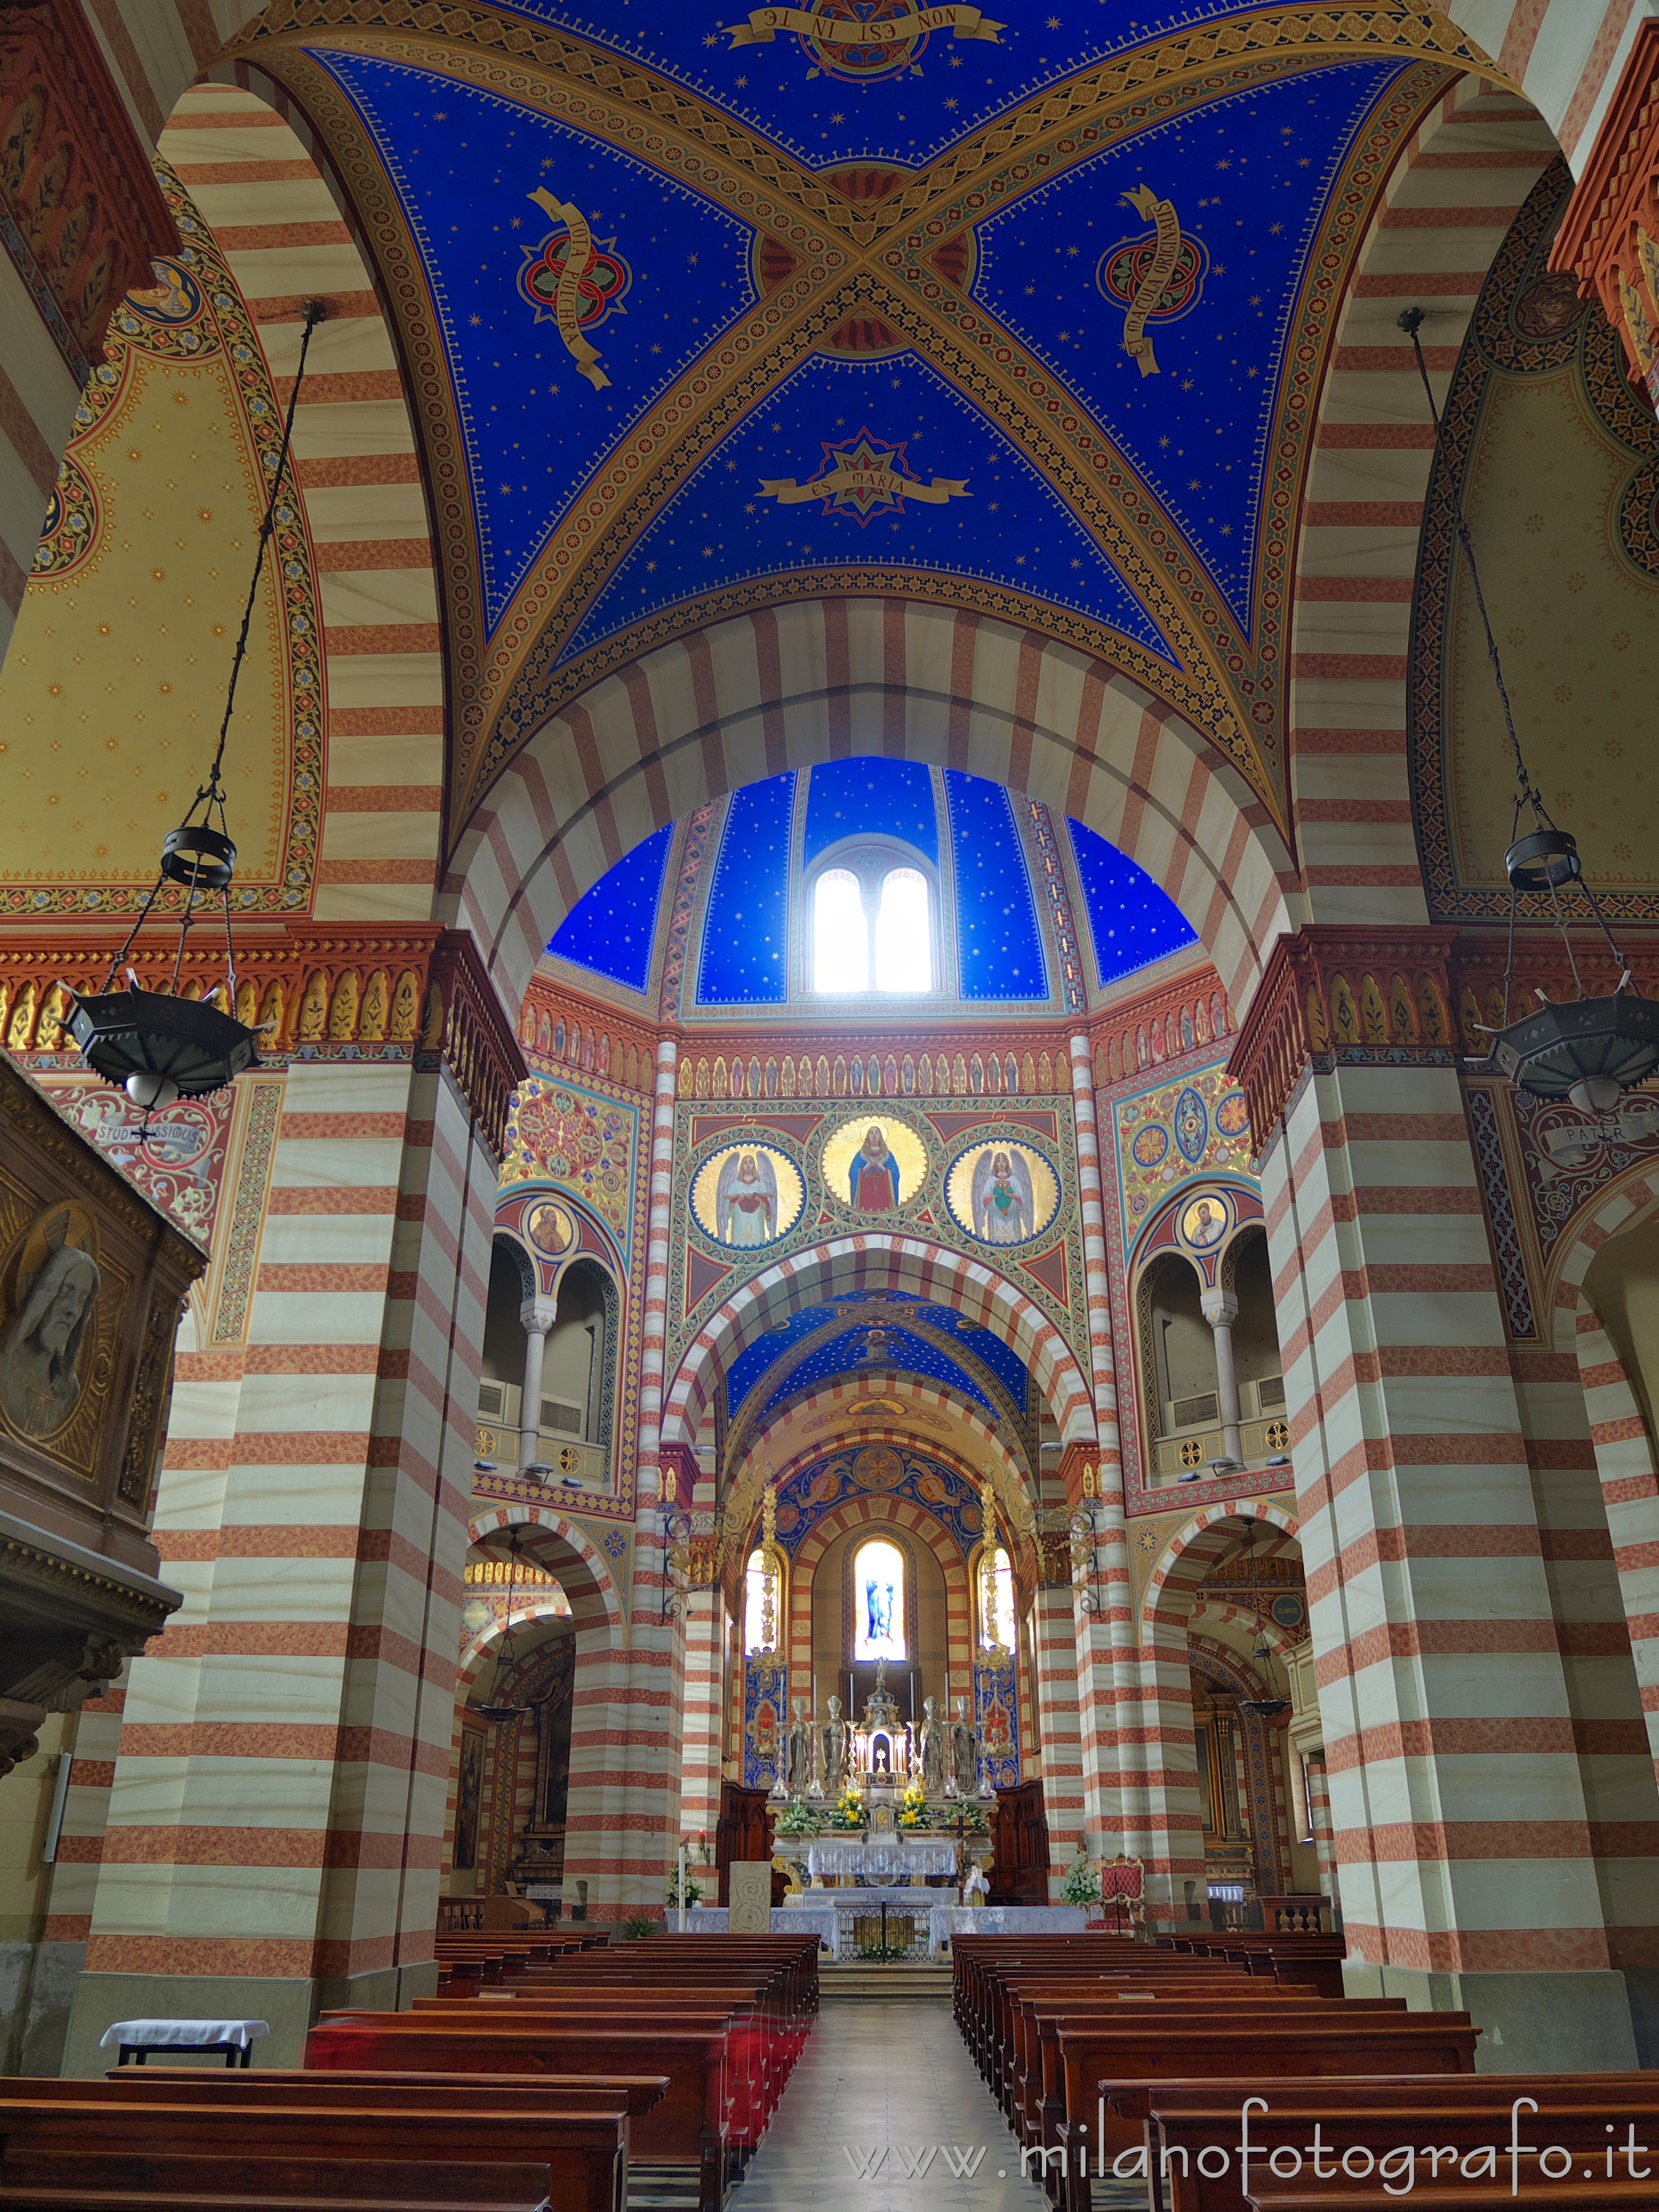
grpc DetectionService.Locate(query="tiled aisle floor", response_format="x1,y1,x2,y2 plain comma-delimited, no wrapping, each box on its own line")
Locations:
733,2000,1048,2212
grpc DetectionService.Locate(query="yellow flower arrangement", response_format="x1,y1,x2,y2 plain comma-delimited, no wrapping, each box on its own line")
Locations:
899,1777,930,1830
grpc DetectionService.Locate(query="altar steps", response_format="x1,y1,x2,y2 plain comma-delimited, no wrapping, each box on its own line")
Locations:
819,1960,952,2000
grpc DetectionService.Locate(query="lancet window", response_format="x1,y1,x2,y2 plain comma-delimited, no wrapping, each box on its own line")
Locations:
852,1537,907,1661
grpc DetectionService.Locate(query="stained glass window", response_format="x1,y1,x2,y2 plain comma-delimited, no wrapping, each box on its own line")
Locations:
853,1537,906,1661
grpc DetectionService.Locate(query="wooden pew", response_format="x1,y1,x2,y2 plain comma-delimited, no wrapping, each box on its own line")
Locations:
1147,2074,1659,2212
0,2097,626,2212
305,2017,733,2212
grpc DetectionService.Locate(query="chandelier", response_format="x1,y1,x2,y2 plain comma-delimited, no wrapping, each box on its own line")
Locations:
1401,307,1659,1115
478,1532,526,1724
63,301,327,1120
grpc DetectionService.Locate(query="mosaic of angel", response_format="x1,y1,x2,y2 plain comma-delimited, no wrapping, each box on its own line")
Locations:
716,1150,778,1247
971,1147,1035,1245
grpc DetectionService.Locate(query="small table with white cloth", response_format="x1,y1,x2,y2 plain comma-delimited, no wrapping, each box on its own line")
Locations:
677,1904,841,1958
99,2018,271,2068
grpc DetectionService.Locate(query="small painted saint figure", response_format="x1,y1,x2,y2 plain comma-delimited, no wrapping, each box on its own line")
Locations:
848,1124,900,1211
717,1150,777,1247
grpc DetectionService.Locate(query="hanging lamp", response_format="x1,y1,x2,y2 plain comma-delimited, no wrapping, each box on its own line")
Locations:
62,300,327,1120
478,1532,526,1725
1234,1518,1290,1720
1401,307,1659,1115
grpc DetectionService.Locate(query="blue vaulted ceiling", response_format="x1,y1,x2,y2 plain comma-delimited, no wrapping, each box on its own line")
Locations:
545,764,1196,1006
271,3,1482,837
724,1292,1028,1426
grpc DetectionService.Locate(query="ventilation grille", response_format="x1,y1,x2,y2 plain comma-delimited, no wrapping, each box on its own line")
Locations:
541,1399,583,1434
1170,1391,1219,1430
1256,1376,1286,1411
477,1382,506,1419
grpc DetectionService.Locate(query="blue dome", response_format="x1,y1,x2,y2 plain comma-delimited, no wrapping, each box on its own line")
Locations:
546,765,1194,1007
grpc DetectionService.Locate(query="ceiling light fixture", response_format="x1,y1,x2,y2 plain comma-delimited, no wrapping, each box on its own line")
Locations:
62,301,327,1124
1401,306,1659,1117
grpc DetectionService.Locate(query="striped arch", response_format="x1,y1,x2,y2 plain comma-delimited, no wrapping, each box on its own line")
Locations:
445,600,1299,1020
1443,1,1650,161
661,1235,1095,1447
1548,1164,1659,1352
1544,1167,1659,1786
1288,74,1557,919
465,1504,624,1643
173,70,445,922
787,1492,973,1707
1140,1499,1302,1650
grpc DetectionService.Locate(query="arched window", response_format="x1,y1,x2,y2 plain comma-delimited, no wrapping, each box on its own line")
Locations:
872,867,931,990
810,853,937,994
744,1547,781,1654
982,1544,1016,1655
853,1538,906,1661
813,868,868,993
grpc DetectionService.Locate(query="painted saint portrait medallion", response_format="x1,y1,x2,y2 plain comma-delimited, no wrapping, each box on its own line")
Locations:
690,1142,805,1247
821,1116,927,1213
944,1140,1061,1247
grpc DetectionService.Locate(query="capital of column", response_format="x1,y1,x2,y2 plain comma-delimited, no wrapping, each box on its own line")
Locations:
1199,1288,1239,1329
519,1297,557,1335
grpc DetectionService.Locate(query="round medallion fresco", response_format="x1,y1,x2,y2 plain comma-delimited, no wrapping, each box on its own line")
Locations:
525,1198,577,1256
690,1141,805,1248
1131,1121,1169,1170
1178,1191,1229,1250
943,1140,1061,1247
821,1115,927,1215
1270,1592,1306,1632
1215,1091,1250,1141
853,1444,905,1490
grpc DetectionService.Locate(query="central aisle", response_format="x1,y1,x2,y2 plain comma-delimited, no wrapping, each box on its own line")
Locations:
732,1998,1048,2212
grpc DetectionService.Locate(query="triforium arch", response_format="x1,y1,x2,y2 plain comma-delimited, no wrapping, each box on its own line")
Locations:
444,600,1300,1016
661,1233,1095,1452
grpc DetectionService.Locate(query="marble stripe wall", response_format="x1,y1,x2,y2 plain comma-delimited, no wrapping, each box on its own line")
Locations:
447,602,1291,1016
677,1585,726,1847
1290,80,1556,926
70,1057,497,2061
1031,1584,1082,1896
166,77,444,922
1261,1057,1631,1990
1572,1307,1659,1786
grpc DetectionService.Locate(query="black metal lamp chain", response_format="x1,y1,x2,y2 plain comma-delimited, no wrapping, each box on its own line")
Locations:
1399,307,1632,1022
102,299,327,998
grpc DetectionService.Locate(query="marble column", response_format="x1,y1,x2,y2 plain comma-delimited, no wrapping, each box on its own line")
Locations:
1199,1287,1243,1467
518,1297,557,1470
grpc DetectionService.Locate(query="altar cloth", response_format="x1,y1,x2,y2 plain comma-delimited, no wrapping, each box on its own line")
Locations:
677,1905,841,1958
927,1905,1088,1955
805,1839,957,1880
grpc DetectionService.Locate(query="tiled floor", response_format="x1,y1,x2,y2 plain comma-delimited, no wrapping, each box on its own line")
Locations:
732,1999,1048,2212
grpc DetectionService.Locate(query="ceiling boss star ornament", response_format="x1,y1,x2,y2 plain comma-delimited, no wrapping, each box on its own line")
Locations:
725,0,1004,82
759,428,967,525
1097,184,1208,378
520,189,632,390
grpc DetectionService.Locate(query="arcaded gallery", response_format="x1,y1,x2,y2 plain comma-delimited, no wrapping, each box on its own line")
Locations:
1,0,1657,2197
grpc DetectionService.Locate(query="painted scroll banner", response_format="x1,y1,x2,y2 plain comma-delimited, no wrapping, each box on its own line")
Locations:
728,6,1004,47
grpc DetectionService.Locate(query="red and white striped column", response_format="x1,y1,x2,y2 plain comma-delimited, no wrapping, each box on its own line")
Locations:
1262,1054,1639,2058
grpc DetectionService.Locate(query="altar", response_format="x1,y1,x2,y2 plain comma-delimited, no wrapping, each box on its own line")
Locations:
801,1838,956,1883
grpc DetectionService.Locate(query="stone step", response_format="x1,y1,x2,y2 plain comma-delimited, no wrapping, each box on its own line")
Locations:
820,1961,952,2000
